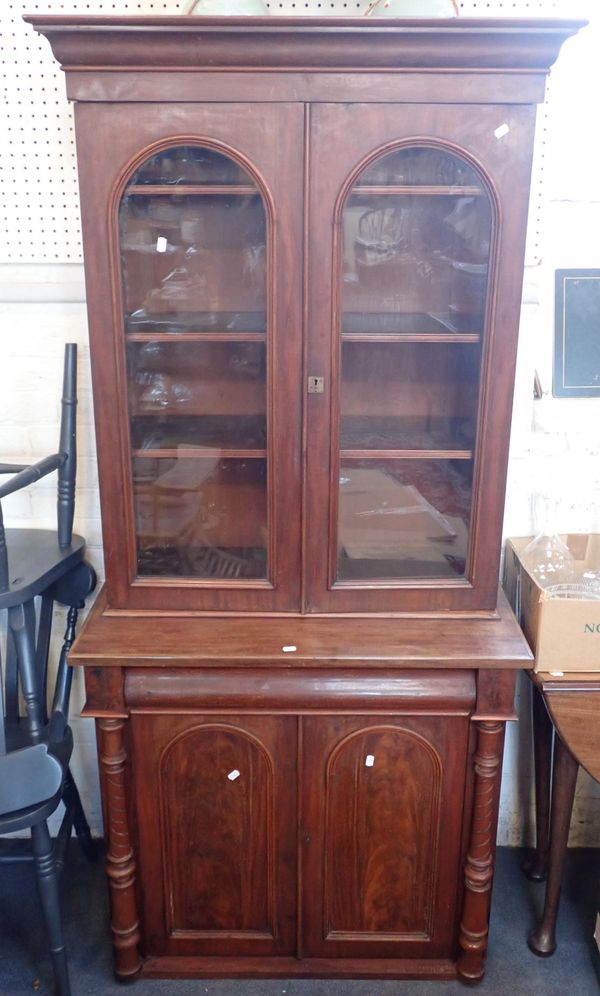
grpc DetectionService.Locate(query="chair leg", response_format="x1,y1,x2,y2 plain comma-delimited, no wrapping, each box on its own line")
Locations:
31,820,71,996
62,767,97,862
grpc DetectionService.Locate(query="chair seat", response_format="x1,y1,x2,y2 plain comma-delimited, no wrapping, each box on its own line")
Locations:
0,720,73,829
0,783,66,834
0,744,63,813
0,531,85,608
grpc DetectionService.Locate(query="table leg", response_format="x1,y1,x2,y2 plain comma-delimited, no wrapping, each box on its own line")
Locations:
523,684,554,881
528,732,578,957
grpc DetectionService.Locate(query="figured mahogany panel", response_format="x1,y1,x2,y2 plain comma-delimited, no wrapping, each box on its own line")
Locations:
130,713,296,957
162,728,271,934
325,727,440,936
302,714,469,959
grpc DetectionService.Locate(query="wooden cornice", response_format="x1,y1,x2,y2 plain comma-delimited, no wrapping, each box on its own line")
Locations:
25,16,585,74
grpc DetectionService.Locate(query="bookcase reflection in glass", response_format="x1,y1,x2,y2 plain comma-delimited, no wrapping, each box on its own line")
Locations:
119,145,267,336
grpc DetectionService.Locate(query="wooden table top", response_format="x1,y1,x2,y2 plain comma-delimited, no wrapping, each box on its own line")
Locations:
534,672,600,782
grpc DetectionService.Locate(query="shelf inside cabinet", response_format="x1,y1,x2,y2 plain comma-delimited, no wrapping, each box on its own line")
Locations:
130,415,267,455
125,311,266,336
340,415,475,460
352,185,484,197
127,185,258,197
341,312,482,339
341,449,472,461
341,332,480,344
133,448,266,460
127,332,266,343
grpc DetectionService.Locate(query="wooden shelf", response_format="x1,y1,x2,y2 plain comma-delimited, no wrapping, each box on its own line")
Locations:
352,185,484,197
341,312,483,338
127,332,266,343
339,417,475,456
342,332,480,344
340,449,473,461
127,185,258,197
125,311,266,336
130,415,267,457
133,448,266,460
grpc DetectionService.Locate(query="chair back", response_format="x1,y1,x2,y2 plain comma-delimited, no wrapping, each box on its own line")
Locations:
0,343,77,593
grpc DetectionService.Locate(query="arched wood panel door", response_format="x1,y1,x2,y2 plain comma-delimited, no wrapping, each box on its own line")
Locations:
130,713,297,957
301,714,470,959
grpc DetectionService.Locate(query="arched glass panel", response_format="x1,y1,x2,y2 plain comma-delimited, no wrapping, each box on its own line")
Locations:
337,146,492,583
119,145,268,580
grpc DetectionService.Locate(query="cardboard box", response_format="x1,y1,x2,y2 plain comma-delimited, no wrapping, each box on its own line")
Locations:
504,535,600,673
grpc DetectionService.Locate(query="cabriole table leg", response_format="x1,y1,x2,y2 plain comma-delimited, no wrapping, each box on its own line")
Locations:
528,732,578,957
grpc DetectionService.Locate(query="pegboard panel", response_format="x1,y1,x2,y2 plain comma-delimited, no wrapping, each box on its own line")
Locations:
0,1,185,264
0,1,584,264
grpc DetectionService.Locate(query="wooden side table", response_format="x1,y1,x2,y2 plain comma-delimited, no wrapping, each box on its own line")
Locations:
525,672,600,956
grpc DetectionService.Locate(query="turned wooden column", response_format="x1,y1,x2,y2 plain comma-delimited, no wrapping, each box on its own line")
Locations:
457,720,505,983
97,717,142,980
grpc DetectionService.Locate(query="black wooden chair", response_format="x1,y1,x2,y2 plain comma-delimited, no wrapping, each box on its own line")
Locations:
0,343,96,996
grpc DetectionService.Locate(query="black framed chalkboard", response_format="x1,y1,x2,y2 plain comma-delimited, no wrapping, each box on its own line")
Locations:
554,269,600,398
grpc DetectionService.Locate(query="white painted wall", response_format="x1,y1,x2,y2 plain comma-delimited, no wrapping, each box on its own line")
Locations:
499,13,600,846
1,0,598,844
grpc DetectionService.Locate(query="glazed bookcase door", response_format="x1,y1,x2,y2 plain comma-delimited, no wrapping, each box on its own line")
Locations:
305,103,537,613
301,714,470,958
75,102,303,611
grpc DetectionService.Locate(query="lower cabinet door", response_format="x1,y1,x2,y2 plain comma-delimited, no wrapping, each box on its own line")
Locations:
301,714,469,959
130,713,297,957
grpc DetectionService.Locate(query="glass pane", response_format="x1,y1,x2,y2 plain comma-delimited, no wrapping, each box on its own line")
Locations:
133,457,267,579
338,460,473,582
336,146,491,584
132,146,250,187
356,147,482,188
342,152,491,335
341,341,480,453
119,146,269,581
120,191,266,334
127,341,266,428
